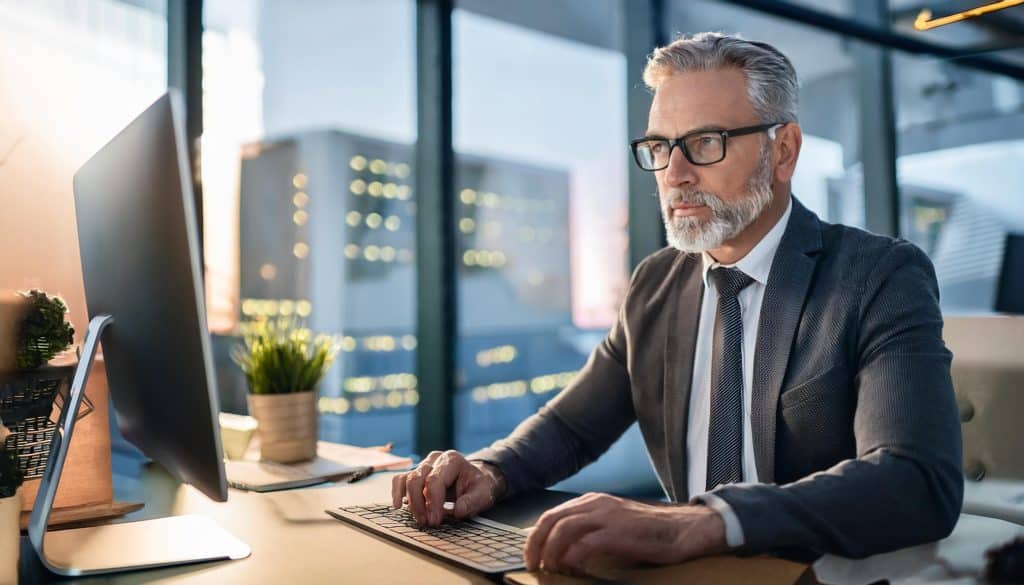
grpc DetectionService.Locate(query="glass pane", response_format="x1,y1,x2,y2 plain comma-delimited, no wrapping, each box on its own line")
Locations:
889,0,1024,67
0,0,167,348
669,0,867,227
203,0,418,452
453,5,648,493
786,0,877,20
894,53,1024,313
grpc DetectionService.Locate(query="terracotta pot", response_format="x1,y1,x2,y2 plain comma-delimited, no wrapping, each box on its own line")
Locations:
246,391,317,463
0,489,20,585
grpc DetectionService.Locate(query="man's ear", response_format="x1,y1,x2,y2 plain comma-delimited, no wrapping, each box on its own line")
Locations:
773,123,802,183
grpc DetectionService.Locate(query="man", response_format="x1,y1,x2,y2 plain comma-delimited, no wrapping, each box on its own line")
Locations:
392,32,963,575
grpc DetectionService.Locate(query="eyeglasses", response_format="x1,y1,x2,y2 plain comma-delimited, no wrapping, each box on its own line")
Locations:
630,122,784,171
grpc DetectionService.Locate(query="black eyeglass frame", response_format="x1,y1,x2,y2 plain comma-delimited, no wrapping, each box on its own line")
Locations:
629,122,785,170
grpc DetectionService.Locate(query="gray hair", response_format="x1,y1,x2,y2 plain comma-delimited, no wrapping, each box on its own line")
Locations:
643,32,799,124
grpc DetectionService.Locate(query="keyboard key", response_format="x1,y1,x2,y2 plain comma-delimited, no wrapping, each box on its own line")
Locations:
392,527,417,534
418,538,444,546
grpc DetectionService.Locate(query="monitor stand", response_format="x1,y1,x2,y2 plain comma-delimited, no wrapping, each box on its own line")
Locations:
27,315,251,576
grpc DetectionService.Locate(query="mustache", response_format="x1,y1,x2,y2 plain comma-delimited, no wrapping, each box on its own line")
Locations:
664,190,724,210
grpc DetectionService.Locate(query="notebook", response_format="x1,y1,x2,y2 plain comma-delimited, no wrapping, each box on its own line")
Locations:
226,440,413,492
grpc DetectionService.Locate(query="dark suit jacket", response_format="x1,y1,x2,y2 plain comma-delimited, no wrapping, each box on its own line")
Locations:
471,196,963,559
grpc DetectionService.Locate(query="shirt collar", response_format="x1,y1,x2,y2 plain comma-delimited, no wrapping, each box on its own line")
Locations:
701,197,793,289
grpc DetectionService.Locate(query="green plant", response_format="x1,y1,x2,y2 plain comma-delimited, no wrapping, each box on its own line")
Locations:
16,289,75,370
231,317,341,395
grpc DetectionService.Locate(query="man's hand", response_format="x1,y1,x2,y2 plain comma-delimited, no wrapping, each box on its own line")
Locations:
391,450,506,526
524,492,728,576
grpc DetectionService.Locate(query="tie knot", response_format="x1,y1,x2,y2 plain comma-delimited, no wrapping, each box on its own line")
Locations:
711,267,754,298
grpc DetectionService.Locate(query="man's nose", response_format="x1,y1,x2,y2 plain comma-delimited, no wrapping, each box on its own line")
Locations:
662,144,698,187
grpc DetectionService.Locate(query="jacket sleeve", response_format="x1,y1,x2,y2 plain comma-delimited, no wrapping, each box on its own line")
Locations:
701,241,963,559
467,256,651,498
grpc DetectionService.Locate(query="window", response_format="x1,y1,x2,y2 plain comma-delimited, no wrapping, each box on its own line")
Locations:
203,0,419,452
786,0,875,20
452,3,657,494
893,54,1024,312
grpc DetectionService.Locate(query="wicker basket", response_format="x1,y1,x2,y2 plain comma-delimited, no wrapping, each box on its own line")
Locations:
0,364,88,480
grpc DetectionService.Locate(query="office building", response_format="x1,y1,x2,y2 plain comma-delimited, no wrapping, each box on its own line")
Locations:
236,129,585,453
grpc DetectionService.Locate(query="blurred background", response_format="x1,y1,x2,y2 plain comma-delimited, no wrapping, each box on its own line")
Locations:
1,0,1022,498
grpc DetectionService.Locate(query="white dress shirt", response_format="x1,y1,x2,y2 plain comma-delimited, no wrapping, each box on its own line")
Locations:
687,198,792,547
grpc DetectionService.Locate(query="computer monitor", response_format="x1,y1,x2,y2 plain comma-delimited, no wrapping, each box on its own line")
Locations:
27,90,250,576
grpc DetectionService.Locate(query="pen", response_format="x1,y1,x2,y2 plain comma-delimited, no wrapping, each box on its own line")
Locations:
347,465,375,483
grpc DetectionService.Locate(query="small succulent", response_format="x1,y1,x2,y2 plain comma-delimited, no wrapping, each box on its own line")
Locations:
231,317,341,395
16,289,75,370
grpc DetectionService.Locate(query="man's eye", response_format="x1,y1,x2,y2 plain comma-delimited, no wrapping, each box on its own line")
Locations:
648,142,665,153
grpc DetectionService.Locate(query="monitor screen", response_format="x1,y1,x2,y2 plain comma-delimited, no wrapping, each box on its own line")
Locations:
72,91,227,502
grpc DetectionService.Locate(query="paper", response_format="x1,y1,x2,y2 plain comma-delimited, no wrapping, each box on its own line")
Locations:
227,440,413,492
314,441,413,471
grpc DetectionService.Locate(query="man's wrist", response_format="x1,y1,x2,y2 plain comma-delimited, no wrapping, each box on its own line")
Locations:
693,494,745,549
473,461,508,501
682,502,730,555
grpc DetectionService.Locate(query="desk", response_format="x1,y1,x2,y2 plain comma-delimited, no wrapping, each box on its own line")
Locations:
17,459,811,584
18,460,1023,584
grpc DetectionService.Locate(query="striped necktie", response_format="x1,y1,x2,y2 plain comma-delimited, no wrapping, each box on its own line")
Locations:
706,266,754,491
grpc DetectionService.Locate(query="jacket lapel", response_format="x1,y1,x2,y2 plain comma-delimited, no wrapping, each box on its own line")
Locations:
751,197,822,483
663,253,704,501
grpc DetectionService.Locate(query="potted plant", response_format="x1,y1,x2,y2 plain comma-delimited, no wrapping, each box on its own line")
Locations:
1,290,75,374
0,423,23,585
231,318,340,463
16,290,75,371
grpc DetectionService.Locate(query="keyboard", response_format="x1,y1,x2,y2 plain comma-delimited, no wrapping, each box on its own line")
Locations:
327,504,528,574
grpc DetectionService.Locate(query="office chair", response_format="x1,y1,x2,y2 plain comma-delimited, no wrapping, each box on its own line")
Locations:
944,315,1024,482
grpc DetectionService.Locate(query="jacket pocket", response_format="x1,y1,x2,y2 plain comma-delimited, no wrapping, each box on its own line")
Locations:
776,364,856,479
780,364,847,411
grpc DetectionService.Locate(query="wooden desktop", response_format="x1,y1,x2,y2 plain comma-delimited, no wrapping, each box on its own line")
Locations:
17,459,816,584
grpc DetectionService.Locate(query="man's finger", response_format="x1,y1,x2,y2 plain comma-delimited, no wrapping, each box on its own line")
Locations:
453,479,493,520
421,452,465,523
524,495,600,571
538,513,598,574
405,465,431,523
421,451,444,466
560,530,618,577
559,536,592,577
391,473,407,509
423,467,451,525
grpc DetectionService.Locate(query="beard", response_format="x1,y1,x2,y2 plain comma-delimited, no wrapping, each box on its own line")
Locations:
660,143,774,254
